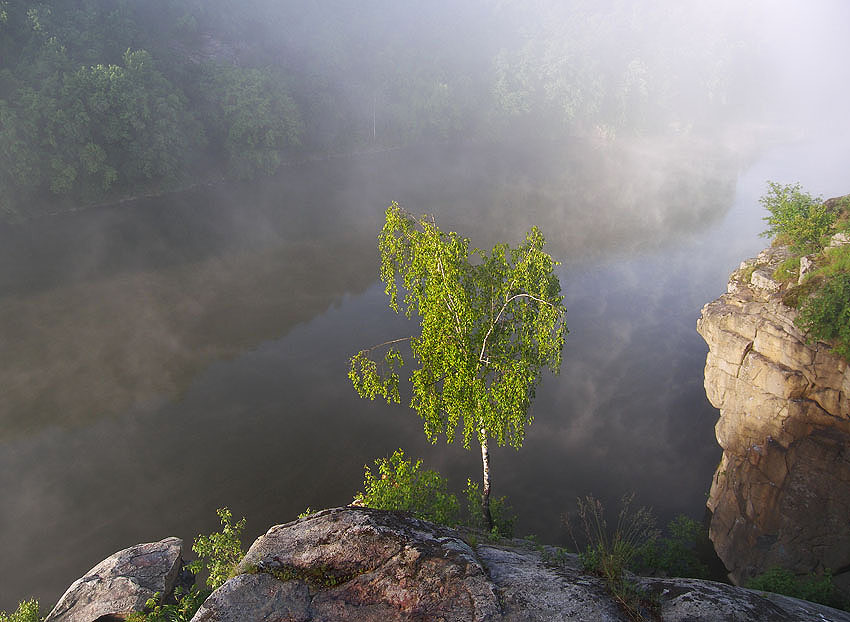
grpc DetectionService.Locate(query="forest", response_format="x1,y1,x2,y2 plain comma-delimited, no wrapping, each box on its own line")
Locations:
0,0,760,220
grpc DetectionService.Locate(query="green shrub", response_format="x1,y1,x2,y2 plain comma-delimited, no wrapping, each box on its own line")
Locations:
126,586,209,622
633,514,709,579
354,449,460,526
795,271,850,360
188,507,246,590
0,599,40,622
747,567,847,610
463,479,516,538
759,182,835,254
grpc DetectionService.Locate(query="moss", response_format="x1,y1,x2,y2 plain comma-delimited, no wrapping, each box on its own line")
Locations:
772,257,799,283
781,276,821,309
739,263,757,285
249,562,361,589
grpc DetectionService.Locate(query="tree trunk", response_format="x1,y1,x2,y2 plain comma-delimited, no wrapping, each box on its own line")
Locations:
480,436,493,532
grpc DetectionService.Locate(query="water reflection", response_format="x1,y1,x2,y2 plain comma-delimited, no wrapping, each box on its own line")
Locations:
0,135,746,609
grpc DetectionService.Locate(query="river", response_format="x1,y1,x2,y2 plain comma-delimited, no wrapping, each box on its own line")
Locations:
1,131,848,611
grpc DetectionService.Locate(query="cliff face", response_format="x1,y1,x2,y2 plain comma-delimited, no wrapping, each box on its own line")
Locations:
697,244,850,587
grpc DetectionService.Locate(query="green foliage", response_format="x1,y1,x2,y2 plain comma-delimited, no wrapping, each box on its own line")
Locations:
759,182,835,254
747,567,847,611
795,271,850,360
0,599,40,622
188,507,246,590
297,507,317,519
632,514,710,579
126,586,209,622
772,257,799,283
350,204,565,529
198,63,303,179
354,449,460,526
350,203,567,450
739,263,757,285
566,494,659,621
463,479,516,538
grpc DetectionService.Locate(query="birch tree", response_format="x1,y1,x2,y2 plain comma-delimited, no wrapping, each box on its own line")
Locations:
349,203,567,530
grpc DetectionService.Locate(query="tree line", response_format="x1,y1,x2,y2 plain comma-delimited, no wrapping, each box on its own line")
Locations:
0,0,755,220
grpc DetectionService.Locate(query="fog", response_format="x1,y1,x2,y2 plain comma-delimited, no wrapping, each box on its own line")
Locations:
2,0,850,612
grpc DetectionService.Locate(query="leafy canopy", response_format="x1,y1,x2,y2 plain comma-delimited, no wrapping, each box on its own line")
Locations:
349,203,567,450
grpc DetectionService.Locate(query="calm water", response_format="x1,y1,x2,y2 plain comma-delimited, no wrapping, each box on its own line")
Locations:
1,134,848,610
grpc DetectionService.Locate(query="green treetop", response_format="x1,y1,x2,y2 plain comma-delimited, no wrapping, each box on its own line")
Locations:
349,203,567,529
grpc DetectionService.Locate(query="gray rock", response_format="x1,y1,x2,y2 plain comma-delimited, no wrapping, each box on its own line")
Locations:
476,544,624,621
799,254,815,284
45,537,183,622
188,508,850,621
191,573,311,622
639,577,850,622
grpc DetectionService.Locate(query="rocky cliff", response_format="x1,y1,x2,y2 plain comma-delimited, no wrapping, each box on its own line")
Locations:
42,507,850,622
697,243,850,588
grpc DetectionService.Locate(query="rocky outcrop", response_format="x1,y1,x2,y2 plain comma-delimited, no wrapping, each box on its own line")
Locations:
195,506,501,622
44,537,184,622
44,508,850,621
697,243,850,587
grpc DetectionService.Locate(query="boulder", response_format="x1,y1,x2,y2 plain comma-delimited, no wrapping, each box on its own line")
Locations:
198,506,501,622
45,537,183,622
697,243,850,587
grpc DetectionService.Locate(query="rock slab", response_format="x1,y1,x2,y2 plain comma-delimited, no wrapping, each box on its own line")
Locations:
45,537,183,622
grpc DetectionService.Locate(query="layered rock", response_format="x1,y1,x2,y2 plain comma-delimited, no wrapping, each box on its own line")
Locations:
44,537,184,622
697,244,850,587
45,508,850,621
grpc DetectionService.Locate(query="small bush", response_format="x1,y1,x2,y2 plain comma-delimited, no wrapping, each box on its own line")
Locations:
126,586,209,622
463,479,516,538
188,507,246,590
759,181,834,254
747,567,847,610
633,514,710,579
0,599,40,622
354,449,460,526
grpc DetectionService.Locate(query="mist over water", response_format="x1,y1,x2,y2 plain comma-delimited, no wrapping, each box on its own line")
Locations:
2,0,850,612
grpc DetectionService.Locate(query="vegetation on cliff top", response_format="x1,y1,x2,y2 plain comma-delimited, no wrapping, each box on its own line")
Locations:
760,182,850,361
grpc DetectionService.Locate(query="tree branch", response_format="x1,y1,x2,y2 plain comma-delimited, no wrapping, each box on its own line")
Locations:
358,336,412,355
436,251,464,336
479,293,558,364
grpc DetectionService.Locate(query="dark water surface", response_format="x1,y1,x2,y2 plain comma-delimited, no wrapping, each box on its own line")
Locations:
1,135,848,610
